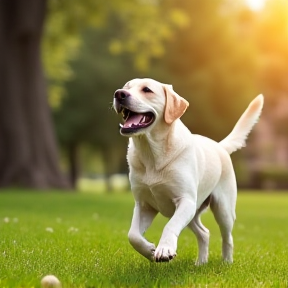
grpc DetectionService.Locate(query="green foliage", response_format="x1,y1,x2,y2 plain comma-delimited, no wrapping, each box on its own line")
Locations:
108,2,189,71
52,27,132,175
0,191,287,287
43,0,112,107
43,0,187,107
157,0,258,140
52,25,133,142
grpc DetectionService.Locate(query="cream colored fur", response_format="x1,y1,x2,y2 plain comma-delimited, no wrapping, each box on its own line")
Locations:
113,78,263,263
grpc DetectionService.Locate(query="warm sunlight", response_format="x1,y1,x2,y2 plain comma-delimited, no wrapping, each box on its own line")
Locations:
245,0,266,10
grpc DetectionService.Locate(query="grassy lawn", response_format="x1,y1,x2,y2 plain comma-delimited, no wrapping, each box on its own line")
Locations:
0,190,287,288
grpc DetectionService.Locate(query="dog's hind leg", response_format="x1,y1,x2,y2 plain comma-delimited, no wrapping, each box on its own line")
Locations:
210,179,237,263
188,196,211,265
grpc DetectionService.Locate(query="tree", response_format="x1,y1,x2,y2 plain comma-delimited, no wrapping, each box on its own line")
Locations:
0,0,186,189
43,0,187,106
0,0,69,189
53,27,133,188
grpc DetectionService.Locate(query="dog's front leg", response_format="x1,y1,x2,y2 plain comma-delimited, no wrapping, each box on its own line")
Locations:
155,197,196,262
128,201,158,261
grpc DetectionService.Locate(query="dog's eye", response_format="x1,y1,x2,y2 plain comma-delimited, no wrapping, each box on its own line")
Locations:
142,87,153,93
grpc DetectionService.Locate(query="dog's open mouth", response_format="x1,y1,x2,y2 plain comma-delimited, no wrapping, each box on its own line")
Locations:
119,108,155,134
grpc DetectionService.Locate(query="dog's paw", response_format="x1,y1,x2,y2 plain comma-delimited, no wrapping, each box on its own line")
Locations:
195,258,208,266
154,246,177,262
146,244,156,261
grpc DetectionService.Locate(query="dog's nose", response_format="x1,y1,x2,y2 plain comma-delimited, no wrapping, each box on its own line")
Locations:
114,89,130,101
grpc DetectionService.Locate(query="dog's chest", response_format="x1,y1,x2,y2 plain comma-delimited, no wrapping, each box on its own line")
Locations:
145,184,177,217
141,167,164,187
131,169,180,217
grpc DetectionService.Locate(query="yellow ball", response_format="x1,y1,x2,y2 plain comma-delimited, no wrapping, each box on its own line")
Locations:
41,275,61,288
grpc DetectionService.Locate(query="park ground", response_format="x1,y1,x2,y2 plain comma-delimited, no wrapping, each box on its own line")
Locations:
0,190,287,288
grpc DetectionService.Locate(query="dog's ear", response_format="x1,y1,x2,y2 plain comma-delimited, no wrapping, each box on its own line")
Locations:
163,85,189,124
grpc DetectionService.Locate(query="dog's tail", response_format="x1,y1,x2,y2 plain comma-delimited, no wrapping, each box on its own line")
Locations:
219,94,264,155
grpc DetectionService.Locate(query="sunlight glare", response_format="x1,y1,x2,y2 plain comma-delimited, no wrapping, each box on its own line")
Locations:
245,0,266,11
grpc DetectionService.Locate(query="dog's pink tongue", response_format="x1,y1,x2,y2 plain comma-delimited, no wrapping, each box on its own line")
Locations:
124,114,143,128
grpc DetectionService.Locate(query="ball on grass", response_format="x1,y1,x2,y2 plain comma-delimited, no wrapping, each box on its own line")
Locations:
41,275,61,288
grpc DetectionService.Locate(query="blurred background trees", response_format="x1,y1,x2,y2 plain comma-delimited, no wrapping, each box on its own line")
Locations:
1,0,288,191
0,0,69,189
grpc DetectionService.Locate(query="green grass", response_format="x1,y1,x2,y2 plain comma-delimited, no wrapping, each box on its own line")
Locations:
0,191,287,288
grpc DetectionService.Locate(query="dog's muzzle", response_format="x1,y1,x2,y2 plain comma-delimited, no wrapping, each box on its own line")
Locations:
113,89,155,135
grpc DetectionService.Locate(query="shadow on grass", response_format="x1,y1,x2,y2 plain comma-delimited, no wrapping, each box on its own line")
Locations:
106,256,232,288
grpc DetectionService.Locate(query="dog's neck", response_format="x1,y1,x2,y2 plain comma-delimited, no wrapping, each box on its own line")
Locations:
130,119,190,171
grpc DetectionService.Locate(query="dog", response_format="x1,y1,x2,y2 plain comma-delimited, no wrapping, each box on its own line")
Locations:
113,78,263,264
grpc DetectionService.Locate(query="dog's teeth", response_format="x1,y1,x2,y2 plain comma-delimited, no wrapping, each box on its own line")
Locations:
119,123,123,128
139,116,145,124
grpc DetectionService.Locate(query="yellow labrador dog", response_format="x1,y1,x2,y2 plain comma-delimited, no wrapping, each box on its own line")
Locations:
113,78,263,264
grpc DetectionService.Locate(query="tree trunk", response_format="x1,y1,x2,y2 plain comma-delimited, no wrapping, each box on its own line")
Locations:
0,0,70,189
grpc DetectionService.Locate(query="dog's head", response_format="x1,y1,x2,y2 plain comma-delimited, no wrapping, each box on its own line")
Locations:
113,78,189,136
